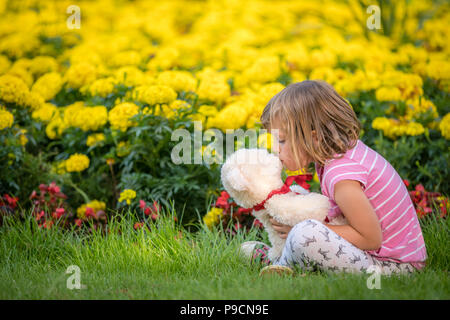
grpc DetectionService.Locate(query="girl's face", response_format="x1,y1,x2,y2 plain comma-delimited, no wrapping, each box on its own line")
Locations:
270,122,312,171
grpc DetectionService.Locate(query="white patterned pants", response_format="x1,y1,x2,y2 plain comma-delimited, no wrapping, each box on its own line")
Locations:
272,219,417,275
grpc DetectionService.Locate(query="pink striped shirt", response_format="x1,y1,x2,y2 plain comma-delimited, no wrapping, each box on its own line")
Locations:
316,139,427,269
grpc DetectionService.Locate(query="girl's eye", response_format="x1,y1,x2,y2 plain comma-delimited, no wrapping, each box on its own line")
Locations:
279,140,285,144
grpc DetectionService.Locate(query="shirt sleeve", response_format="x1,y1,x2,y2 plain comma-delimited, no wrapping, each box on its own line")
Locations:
322,160,368,201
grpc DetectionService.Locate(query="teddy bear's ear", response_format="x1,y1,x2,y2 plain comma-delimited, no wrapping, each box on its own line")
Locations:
227,167,249,192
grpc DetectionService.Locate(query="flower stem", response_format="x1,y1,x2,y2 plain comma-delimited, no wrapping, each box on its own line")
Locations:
67,179,90,203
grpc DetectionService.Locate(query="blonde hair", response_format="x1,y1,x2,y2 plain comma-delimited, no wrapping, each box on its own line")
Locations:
260,80,360,167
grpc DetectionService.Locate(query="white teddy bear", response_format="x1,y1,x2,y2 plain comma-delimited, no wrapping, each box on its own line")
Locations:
221,148,345,261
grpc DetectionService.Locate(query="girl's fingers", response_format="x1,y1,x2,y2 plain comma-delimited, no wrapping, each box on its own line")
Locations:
270,218,291,238
270,218,282,226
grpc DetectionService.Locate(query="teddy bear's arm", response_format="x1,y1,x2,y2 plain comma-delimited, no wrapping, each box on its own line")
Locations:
264,192,330,226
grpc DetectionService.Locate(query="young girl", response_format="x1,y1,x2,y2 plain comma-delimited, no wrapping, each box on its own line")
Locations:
242,80,427,276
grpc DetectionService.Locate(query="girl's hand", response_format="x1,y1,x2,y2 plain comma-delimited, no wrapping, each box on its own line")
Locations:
269,218,292,239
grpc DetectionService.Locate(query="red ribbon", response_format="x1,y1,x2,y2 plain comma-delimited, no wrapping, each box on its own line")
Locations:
240,174,313,214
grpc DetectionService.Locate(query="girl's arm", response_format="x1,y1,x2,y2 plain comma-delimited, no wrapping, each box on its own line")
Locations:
325,180,382,251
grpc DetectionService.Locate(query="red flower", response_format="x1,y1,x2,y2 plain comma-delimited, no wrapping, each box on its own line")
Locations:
151,200,161,213
48,182,60,194
252,218,263,229
54,207,65,219
141,200,160,216
43,220,53,229
237,207,252,215
29,190,37,200
215,191,231,210
5,194,18,209
415,184,425,193
55,192,68,199
85,207,94,218
151,213,158,221
75,219,82,227
35,210,45,221
134,222,144,230
39,184,48,194
403,179,410,188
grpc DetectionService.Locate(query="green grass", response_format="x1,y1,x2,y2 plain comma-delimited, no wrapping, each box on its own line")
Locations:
0,206,449,300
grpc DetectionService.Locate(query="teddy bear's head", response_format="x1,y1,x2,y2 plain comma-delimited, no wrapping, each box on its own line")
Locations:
221,148,284,209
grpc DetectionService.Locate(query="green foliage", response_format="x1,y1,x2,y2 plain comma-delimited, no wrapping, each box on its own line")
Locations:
115,112,222,224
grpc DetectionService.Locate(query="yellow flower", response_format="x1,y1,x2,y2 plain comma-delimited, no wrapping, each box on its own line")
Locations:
439,113,450,140
0,74,29,106
24,91,44,111
31,72,63,101
313,171,319,183
86,133,106,147
285,168,308,176
108,102,140,131
0,33,40,59
0,108,14,130
115,66,153,87
65,154,90,172
109,50,142,68
45,116,65,139
253,82,285,113
257,132,275,150
18,128,27,145
65,105,108,132
153,99,191,118
116,141,131,157
196,69,230,105
77,200,106,219
85,77,117,98
32,103,59,122
7,66,33,87
372,117,425,139
405,98,438,121
203,207,224,229
118,189,136,205
64,62,97,89
0,55,11,74
206,101,250,131
29,56,58,77
190,105,218,127
147,47,180,70
156,70,197,92
134,85,177,106
54,161,67,175
426,60,450,81
375,87,402,102
239,56,281,86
